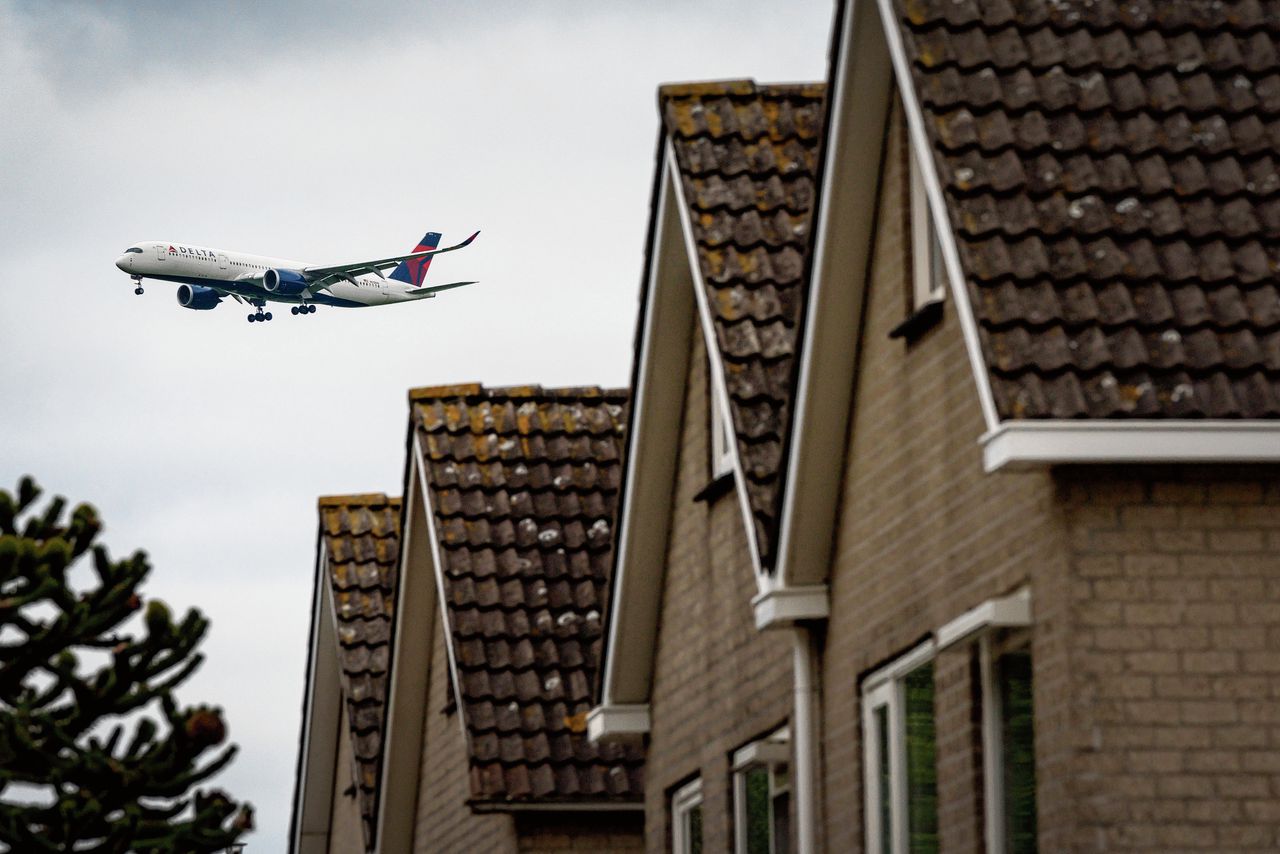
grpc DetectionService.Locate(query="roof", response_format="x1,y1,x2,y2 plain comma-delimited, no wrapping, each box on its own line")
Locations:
317,493,401,850
660,79,827,569
892,0,1280,419
410,383,643,805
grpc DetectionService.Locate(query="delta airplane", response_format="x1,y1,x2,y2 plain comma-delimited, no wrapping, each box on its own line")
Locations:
114,230,479,323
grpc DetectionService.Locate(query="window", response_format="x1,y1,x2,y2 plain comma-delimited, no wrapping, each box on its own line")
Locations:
733,729,791,854
123,247,143,254
909,148,946,312
672,778,703,854
710,393,735,480
862,642,938,854
980,634,1037,854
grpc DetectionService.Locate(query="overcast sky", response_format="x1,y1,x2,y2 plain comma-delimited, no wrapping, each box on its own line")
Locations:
0,1,834,848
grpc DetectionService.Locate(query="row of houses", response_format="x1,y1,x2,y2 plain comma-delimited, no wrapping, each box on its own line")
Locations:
290,0,1280,851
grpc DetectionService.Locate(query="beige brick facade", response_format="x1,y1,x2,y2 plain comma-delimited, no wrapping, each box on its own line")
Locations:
409,599,644,853
640,330,796,852
816,104,1280,852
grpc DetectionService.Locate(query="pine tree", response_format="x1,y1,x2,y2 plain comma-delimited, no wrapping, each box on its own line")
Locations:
0,476,253,852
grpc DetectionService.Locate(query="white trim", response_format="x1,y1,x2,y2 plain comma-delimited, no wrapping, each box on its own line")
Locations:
936,587,1032,650
374,462,438,854
672,778,704,854
874,0,1000,432
773,0,894,592
290,541,342,854
863,638,935,692
861,640,937,854
711,389,737,480
751,584,830,630
586,704,651,742
732,728,792,854
668,142,766,580
982,420,1280,472
414,434,471,751
978,634,1004,854
599,159,696,708
909,146,945,311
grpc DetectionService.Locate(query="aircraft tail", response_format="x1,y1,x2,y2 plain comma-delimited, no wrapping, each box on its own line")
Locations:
388,231,442,286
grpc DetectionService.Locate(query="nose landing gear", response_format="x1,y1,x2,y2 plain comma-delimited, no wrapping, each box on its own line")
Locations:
131,275,144,295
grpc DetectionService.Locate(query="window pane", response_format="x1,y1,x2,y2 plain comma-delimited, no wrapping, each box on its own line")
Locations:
772,789,791,854
904,666,938,854
688,804,703,854
875,704,891,854
745,767,771,854
1000,650,1037,854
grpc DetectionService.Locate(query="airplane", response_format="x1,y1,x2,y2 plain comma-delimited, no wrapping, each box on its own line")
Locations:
113,230,479,323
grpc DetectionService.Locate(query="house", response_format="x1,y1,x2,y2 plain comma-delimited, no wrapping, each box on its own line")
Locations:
591,1,1280,852
291,386,645,853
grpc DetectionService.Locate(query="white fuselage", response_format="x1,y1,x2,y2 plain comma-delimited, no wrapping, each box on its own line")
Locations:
114,241,418,307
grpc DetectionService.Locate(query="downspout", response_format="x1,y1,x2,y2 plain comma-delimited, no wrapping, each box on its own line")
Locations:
793,625,820,854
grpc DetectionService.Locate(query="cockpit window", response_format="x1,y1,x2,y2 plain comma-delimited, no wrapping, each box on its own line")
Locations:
124,247,143,253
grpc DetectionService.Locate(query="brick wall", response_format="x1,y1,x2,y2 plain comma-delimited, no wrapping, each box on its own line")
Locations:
412,602,517,854
819,101,1280,852
514,812,645,853
1061,465,1280,851
819,103,1073,852
642,330,795,853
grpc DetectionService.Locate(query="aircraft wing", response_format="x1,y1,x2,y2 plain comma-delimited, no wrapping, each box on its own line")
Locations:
301,231,480,288
406,280,478,298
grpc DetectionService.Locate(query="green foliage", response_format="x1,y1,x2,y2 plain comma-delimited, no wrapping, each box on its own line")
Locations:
0,477,252,852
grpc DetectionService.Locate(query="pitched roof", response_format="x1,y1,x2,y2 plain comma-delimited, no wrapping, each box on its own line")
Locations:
891,0,1280,419
317,493,400,851
660,79,827,568
410,383,643,805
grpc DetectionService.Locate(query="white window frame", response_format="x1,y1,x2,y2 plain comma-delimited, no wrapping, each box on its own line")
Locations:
909,147,946,311
732,728,791,854
710,385,735,479
672,777,704,854
861,640,936,854
936,588,1034,854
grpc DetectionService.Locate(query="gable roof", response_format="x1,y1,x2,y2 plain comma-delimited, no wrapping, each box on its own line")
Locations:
410,383,643,806
661,80,827,570
317,493,400,851
890,0,1280,419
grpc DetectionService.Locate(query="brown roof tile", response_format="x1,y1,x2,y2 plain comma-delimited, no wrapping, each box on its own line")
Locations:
317,493,400,850
660,80,826,568
891,1,1280,418
412,385,642,806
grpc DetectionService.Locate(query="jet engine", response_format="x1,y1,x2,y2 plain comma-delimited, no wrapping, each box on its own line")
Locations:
176,284,221,310
263,268,309,296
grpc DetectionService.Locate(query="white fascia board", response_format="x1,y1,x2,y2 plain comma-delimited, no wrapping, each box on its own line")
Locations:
586,704,651,742
982,420,1280,473
414,434,471,753
289,541,340,854
772,0,893,594
936,587,1032,649
874,0,1001,433
666,142,767,582
373,453,438,854
751,584,830,630
600,159,696,707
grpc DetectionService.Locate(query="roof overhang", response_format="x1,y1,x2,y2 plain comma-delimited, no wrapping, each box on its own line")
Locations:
372,443,442,852
586,703,651,741
982,421,1280,473
288,540,342,854
766,0,893,610
595,145,697,716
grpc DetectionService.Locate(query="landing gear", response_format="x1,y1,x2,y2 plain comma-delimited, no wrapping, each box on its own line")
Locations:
290,304,317,316
247,310,274,323
131,275,144,295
